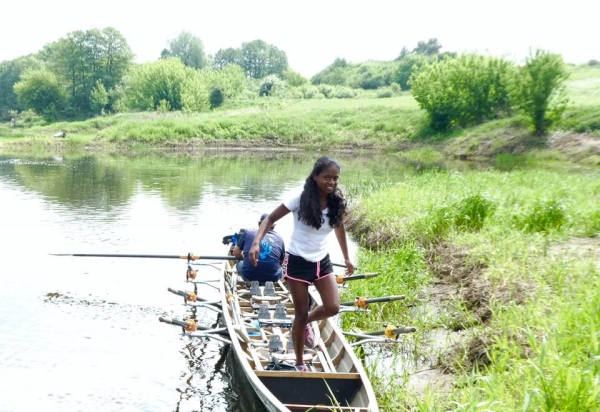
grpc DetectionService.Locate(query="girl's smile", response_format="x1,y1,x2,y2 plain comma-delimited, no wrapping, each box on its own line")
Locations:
313,165,340,196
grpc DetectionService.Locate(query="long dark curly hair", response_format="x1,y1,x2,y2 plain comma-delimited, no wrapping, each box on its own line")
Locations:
298,156,347,229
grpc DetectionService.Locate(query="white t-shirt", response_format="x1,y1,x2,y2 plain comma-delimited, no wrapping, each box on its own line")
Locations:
284,194,333,262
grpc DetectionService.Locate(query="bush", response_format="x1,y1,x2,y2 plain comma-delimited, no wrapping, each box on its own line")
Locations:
181,77,210,112
514,199,567,232
299,86,324,99
90,81,109,115
200,64,246,99
123,58,189,111
454,194,495,230
284,69,307,87
13,68,67,121
157,99,171,112
209,88,224,109
376,89,393,98
259,75,285,96
311,59,396,90
511,49,569,136
411,54,515,132
333,86,357,99
318,84,335,98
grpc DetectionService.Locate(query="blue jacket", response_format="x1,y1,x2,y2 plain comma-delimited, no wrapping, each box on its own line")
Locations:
237,229,285,282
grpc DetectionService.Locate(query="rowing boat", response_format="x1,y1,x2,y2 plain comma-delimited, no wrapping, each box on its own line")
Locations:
53,248,415,410
218,243,379,412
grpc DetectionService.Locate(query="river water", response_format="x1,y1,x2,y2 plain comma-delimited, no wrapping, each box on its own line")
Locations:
0,151,450,412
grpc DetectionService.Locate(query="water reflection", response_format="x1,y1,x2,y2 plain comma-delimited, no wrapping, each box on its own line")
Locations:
0,151,485,211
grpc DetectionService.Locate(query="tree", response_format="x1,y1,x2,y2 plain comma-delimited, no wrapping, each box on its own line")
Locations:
163,31,208,69
14,68,66,122
241,40,288,78
396,47,410,61
101,27,134,91
284,69,307,87
512,49,569,136
311,58,349,85
42,27,133,115
90,80,108,114
0,56,42,119
213,48,242,69
393,54,429,90
413,38,442,56
123,58,210,112
160,48,171,59
212,40,288,78
199,64,246,99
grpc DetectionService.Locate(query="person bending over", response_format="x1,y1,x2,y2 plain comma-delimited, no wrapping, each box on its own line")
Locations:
233,213,285,284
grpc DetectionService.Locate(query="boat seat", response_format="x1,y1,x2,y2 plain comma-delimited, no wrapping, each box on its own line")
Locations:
255,371,360,379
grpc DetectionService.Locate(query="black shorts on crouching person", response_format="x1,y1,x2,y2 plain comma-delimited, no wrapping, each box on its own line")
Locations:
283,253,334,284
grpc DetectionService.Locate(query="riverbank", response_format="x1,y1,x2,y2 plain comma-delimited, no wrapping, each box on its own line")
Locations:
341,166,600,411
1,86,599,164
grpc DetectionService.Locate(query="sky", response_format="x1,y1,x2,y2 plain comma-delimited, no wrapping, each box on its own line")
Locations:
1,0,597,77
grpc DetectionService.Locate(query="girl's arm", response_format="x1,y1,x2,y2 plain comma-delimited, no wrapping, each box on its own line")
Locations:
249,204,290,266
334,223,355,275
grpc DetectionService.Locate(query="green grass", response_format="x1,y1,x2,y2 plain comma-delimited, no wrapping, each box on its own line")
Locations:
344,167,600,411
0,96,424,149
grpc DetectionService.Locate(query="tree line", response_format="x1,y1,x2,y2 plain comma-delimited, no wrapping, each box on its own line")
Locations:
0,29,589,135
0,28,291,121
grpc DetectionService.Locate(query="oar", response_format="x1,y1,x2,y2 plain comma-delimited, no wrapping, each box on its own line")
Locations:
340,295,406,309
159,317,229,339
167,287,221,308
50,252,241,262
364,325,417,338
167,288,197,302
332,261,362,271
335,273,378,284
159,316,198,332
344,325,417,346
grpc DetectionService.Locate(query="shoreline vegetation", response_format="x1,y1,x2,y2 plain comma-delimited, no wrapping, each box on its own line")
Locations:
2,30,599,412
1,64,599,164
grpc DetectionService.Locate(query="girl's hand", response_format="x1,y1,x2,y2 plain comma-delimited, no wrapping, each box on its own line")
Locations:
248,243,260,266
344,259,355,275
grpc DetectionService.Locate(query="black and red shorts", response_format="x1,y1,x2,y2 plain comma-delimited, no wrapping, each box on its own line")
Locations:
283,253,334,284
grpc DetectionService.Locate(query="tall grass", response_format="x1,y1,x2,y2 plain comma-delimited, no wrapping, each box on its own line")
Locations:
344,167,600,411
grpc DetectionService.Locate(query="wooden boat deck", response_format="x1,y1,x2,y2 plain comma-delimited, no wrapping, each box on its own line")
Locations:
220,261,378,412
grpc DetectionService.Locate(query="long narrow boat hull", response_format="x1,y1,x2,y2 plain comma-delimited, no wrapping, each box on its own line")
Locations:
218,247,379,412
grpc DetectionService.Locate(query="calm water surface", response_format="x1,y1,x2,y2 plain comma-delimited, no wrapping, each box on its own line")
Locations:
0,152,444,412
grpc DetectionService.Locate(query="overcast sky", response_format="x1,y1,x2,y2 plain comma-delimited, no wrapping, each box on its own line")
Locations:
2,0,597,77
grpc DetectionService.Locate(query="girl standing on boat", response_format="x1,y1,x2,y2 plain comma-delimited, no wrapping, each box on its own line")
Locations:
248,156,355,371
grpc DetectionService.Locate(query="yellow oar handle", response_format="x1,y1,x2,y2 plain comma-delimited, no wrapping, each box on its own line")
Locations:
341,295,407,308
167,288,197,302
158,317,198,332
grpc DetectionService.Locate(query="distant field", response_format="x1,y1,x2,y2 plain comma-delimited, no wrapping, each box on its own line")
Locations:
565,69,600,106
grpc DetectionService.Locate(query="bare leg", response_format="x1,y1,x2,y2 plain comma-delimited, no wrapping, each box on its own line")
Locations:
306,275,340,323
287,279,310,365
